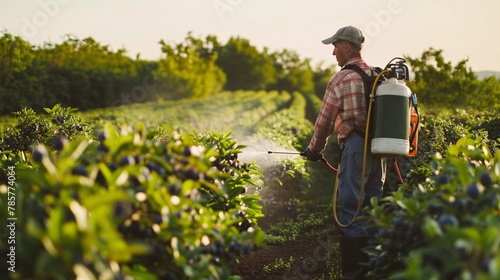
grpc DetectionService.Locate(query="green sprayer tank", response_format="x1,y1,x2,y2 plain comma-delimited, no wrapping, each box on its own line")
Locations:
371,77,412,157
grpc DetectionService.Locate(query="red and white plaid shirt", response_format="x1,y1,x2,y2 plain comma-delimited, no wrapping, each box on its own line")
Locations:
309,57,373,153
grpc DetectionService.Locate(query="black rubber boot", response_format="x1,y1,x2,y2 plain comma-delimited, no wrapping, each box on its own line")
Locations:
340,236,369,280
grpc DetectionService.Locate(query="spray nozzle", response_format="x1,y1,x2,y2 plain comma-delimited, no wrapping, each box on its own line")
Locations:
267,151,304,156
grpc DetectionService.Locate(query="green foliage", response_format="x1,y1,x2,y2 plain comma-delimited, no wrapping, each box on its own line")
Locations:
254,91,313,150
405,48,481,108
0,32,150,114
265,211,330,244
251,92,313,227
155,33,226,100
269,49,315,94
366,135,500,279
0,104,89,155
471,76,500,110
263,256,295,273
0,33,35,85
0,32,36,113
312,63,335,99
387,108,499,192
76,90,291,138
3,31,499,116
0,123,265,279
216,36,276,91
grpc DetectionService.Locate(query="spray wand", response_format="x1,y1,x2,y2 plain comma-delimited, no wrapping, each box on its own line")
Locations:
267,151,338,172
267,151,303,155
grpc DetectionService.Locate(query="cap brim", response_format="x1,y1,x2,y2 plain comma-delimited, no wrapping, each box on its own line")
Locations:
321,36,337,45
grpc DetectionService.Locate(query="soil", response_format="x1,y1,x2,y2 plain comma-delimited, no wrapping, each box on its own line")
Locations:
230,231,341,280
230,147,345,279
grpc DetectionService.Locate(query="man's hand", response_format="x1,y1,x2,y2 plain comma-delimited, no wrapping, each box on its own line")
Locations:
302,147,324,162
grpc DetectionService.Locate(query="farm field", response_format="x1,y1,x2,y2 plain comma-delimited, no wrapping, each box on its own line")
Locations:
1,25,500,279
0,89,499,279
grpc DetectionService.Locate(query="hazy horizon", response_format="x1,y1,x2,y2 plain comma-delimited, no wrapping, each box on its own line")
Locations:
1,0,499,72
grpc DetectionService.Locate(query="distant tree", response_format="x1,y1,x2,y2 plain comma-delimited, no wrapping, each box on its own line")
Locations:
154,33,226,100
269,49,315,94
0,32,144,115
405,48,479,108
36,36,140,109
471,76,500,110
215,36,275,91
0,32,36,114
312,62,335,98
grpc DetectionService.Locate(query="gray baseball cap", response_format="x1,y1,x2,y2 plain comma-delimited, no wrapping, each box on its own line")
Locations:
322,26,365,46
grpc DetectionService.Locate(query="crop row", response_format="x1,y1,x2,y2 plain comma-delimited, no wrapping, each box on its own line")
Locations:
249,92,316,228
82,91,291,135
0,91,309,279
0,121,270,279
254,91,312,150
368,135,500,279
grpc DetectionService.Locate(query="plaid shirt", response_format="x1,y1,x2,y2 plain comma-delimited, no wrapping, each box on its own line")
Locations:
309,57,373,153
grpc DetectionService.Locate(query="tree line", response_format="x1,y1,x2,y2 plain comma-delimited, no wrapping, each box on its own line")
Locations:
0,31,498,116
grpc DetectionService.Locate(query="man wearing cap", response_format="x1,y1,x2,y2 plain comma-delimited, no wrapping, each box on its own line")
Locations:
303,25,386,279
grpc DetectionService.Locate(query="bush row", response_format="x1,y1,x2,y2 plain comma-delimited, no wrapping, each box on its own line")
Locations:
0,117,266,279
367,134,499,279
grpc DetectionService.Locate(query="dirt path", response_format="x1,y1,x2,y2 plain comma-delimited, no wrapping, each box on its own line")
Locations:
230,230,341,279
230,148,344,279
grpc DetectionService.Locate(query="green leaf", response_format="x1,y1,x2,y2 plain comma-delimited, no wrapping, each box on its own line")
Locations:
46,206,64,243
423,216,443,238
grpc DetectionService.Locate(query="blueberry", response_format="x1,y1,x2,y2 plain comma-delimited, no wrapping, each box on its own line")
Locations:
466,183,484,199
229,241,242,256
480,172,493,188
153,215,163,224
183,169,199,180
427,203,443,215
168,184,181,195
183,146,191,157
97,131,107,142
216,163,225,171
146,162,165,176
53,136,68,150
436,174,451,186
437,214,458,230
108,163,118,171
72,165,88,176
97,143,109,153
119,156,135,166
32,146,47,163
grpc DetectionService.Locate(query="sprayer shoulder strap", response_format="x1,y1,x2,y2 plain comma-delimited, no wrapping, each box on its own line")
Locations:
342,64,384,108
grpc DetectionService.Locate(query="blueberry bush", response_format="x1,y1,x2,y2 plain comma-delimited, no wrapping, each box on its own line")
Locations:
367,134,500,279
0,104,89,155
0,122,265,279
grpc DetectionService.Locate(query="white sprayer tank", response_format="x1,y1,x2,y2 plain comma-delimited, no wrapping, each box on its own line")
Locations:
370,78,412,157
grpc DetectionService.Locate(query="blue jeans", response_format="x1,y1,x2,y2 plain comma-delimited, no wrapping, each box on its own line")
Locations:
339,133,386,237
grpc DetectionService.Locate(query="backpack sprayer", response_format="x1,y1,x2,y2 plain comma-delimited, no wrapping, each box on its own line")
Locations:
268,57,420,228
371,57,419,158
330,57,419,228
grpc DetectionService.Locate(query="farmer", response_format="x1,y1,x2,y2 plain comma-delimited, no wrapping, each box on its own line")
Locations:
303,25,386,279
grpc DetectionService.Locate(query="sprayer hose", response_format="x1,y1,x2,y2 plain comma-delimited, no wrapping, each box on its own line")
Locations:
332,69,391,228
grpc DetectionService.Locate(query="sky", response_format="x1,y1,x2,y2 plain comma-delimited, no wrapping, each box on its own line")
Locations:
1,0,500,72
